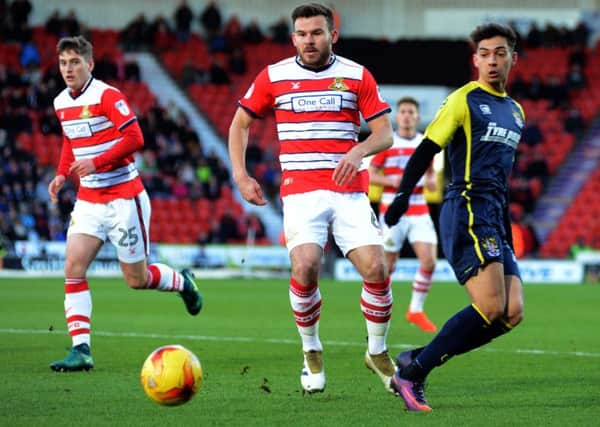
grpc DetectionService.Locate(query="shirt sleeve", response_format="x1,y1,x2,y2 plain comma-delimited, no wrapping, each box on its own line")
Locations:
423,89,466,148
357,67,391,121
56,135,74,177
238,67,274,118
101,87,137,130
370,151,387,168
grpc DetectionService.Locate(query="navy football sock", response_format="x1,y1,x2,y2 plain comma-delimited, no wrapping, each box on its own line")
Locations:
402,304,490,380
455,318,512,356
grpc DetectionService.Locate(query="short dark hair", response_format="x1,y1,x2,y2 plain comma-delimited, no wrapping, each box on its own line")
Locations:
291,3,334,31
56,35,93,61
397,96,419,110
470,23,517,51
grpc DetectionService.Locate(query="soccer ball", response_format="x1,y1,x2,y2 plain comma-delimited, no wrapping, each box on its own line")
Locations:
140,345,203,406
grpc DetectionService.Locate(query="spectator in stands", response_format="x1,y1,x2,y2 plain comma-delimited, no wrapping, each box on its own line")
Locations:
243,19,265,44
229,47,247,75
545,75,568,109
525,22,543,48
9,0,32,28
568,45,587,68
564,105,585,137
527,73,545,100
120,13,151,51
199,0,222,39
527,149,550,186
62,9,81,37
173,0,194,42
270,16,291,44
572,21,591,46
245,212,266,240
150,16,173,53
208,57,230,84
565,63,586,90
19,37,40,68
223,14,244,51
521,119,543,147
45,9,62,36
180,58,207,87
509,74,528,100
217,208,240,242
124,61,141,82
93,53,119,81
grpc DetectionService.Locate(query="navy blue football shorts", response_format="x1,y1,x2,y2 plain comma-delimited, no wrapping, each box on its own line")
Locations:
439,195,521,285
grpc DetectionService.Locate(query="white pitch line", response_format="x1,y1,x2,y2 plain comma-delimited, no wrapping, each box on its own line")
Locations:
1,328,599,358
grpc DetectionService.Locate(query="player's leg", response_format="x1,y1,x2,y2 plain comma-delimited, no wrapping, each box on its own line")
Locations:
338,193,394,393
283,191,330,393
50,232,103,372
391,197,507,411
406,240,437,332
290,243,326,393
111,192,202,315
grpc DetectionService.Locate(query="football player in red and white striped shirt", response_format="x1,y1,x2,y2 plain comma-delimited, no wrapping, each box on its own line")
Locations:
48,36,202,372
369,97,439,333
229,3,395,395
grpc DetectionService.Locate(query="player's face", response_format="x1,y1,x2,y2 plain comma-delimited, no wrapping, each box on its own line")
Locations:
473,35,517,92
395,103,419,135
59,49,94,91
292,15,338,68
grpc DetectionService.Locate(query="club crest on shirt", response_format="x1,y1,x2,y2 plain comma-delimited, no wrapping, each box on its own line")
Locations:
329,77,349,91
80,105,92,119
479,104,492,115
115,99,130,116
512,110,524,128
481,236,500,257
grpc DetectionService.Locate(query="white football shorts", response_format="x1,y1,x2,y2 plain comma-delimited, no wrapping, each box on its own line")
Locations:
283,190,383,255
380,213,438,252
67,190,151,263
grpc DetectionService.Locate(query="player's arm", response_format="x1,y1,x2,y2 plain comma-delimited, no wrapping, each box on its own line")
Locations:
228,107,266,206
424,163,437,192
49,135,75,203
368,152,400,188
384,138,442,225
333,114,393,186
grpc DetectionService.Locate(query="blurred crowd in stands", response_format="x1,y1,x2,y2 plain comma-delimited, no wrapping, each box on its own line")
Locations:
0,0,272,261
0,0,598,260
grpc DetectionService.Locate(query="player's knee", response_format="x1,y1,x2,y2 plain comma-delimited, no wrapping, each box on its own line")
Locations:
291,259,320,284
477,299,505,323
421,257,436,272
362,259,387,282
124,272,146,289
507,301,524,327
64,258,87,277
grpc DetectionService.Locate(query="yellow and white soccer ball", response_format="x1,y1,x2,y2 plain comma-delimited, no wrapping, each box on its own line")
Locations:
140,344,203,406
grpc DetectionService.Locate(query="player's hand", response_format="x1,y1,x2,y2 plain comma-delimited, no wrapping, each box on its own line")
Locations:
332,147,362,186
384,192,410,226
48,175,66,204
235,174,267,206
69,159,96,178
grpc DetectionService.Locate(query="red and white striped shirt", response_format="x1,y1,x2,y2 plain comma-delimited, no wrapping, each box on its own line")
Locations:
54,77,144,203
239,55,390,197
370,132,429,216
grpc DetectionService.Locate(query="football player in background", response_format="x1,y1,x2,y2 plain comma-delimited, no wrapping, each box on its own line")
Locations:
369,97,439,333
48,36,202,372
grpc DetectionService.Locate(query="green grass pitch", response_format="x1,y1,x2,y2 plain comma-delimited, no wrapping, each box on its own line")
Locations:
1,276,599,426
